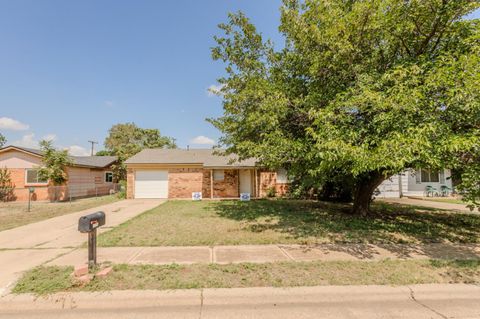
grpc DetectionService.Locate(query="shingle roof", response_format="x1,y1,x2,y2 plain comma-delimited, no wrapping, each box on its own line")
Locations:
0,145,117,168
125,148,257,167
70,156,118,168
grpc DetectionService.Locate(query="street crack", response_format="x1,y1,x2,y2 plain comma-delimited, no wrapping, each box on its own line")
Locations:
408,286,448,319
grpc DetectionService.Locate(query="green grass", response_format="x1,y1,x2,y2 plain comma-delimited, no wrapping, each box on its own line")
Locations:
97,200,480,246
13,259,480,295
0,195,120,232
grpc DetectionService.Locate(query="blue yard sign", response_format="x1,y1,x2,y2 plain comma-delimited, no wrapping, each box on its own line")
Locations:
192,192,202,201
240,193,251,201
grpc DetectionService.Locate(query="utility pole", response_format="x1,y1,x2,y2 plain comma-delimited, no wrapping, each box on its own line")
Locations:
88,140,98,156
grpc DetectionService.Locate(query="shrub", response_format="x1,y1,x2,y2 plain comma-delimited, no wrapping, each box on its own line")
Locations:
0,167,15,201
117,180,127,199
266,186,277,198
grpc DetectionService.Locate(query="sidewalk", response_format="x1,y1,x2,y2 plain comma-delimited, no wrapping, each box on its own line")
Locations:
380,197,473,213
47,243,480,266
1,284,479,318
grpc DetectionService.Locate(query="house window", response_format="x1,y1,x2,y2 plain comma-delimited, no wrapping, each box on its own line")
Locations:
25,169,48,184
213,170,224,181
105,172,113,183
420,169,440,183
276,168,288,183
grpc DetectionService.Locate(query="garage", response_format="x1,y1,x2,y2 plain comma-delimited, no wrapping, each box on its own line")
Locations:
134,170,169,198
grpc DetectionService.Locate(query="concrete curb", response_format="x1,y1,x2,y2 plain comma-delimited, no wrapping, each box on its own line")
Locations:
1,284,479,318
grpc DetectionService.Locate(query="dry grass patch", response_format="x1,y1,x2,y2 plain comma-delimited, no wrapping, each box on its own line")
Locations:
97,200,480,246
13,259,480,295
0,195,120,231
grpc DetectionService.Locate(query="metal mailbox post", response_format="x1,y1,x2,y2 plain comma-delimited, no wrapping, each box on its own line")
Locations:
27,187,35,212
78,211,106,268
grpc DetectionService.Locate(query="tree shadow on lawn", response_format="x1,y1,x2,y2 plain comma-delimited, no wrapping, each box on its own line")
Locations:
208,199,480,260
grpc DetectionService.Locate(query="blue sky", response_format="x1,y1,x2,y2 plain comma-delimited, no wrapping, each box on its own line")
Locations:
0,0,283,155
0,1,478,155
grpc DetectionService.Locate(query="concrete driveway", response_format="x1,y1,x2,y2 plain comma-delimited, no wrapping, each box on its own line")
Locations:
0,199,163,249
0,199,163,294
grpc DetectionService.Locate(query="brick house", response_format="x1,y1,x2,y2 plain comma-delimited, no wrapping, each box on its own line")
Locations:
125,148,289,199
0,145,118,201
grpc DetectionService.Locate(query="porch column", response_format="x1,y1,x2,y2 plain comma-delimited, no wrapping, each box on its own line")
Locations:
210,169,214,199
252,168,257,198
237,170,240,197
254,168,257,198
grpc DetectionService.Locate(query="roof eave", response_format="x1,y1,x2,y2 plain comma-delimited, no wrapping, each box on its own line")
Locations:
203,165,257,169
0,146,43,158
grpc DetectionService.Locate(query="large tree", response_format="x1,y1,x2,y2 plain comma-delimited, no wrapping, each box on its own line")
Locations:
210,0,480,215
104,123,176,180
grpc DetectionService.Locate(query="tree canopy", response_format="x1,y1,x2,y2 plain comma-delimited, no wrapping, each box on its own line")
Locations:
210,0,480,214
0,133,5,148
104,123,176,180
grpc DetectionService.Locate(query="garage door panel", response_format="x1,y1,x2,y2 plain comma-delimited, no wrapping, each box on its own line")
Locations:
135,170,168,199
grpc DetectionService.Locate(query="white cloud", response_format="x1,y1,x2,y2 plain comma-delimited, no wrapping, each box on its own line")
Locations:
190,135,215,145
104,100,114,107
207,84,225,97
12,133,57,148
11,133,89,156
42,133,57,141
65,145,90,156
0,117,29,131
12,133,38,148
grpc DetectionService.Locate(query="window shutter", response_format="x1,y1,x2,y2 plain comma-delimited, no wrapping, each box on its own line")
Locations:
415,169,421,184
439,170,445,184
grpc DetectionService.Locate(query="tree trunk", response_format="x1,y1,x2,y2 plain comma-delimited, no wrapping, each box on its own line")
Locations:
352,172,386,216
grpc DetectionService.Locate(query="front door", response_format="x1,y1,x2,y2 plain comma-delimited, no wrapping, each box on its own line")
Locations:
239,169,252,194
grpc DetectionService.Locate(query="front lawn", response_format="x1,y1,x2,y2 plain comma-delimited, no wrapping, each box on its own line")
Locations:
0,195,120,232
13,259,480,295
97,200,480,246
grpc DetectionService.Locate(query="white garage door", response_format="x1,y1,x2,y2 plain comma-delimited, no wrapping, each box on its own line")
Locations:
135,170,168,199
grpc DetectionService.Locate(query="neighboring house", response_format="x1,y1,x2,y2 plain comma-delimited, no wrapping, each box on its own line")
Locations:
125,148,289,199
376,168,453,198
0,145,118,201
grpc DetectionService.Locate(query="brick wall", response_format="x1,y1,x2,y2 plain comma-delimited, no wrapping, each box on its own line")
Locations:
4,168,50,201
202,170,212,198
258,170,288,198
126,168,134,199
213,169,239,198
275,183,289,196
168,168,204,198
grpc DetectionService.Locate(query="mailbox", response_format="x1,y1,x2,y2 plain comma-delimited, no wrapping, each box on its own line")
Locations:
78,212,106,233
78,211,106,268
